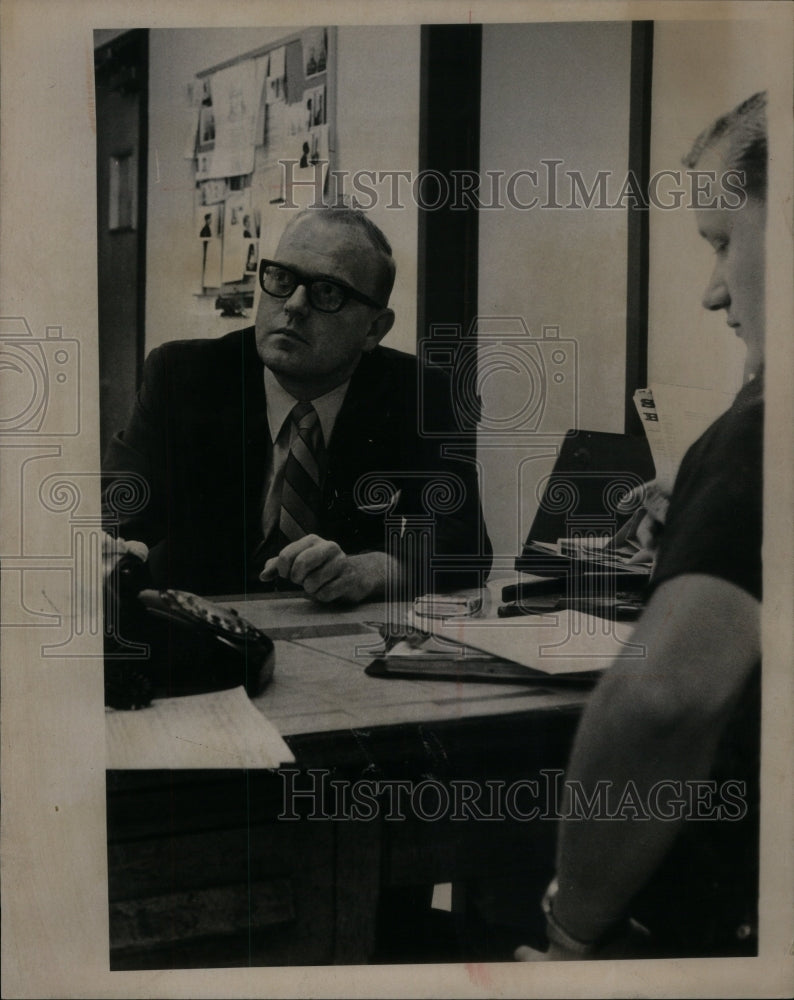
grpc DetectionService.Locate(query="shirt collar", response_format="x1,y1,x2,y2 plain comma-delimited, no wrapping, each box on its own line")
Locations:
263,366,350,445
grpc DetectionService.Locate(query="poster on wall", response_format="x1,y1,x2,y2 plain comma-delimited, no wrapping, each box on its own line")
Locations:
1,5,793,1000
190,27,334,293
202,58,266,178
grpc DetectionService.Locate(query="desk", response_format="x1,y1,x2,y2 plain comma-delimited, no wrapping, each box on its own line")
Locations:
106,581,593,968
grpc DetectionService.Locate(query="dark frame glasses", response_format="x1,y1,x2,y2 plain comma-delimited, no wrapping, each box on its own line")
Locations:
258,259,386,314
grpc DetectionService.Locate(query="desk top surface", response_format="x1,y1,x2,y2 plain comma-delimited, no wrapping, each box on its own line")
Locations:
218,578,593,739
106,578,611,773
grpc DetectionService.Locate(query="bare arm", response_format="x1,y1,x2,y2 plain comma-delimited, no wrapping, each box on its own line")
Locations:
550,573,760,946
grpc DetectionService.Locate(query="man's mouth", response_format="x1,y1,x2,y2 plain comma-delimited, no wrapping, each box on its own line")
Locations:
269,327,308,345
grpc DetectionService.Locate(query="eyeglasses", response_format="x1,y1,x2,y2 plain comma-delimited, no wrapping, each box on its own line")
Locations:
258,259,385,314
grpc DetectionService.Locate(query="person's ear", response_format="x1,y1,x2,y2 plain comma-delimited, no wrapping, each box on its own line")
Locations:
363,308,395,352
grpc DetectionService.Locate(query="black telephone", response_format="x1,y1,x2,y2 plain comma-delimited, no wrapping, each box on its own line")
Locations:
104,555,275,710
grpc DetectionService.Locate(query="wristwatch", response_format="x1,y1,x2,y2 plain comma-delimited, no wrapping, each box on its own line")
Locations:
542,878,628,956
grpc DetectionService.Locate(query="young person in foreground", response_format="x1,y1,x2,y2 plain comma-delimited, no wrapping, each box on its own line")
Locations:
517,92,767,960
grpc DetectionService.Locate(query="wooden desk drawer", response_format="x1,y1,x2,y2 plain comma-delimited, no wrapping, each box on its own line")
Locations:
108,821,337,969
110,877,295,950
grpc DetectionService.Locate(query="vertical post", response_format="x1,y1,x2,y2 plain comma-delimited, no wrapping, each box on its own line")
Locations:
624,21,654,435
417,24,482,429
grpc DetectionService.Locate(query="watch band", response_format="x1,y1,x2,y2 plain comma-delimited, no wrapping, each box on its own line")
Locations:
542,879,600,955
542,878,629,956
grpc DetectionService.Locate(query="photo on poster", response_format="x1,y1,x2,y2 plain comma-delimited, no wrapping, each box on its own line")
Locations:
196,201,220,239
198,104,216,149
2,4,793,1000
302,26,327,78
221,188,253,282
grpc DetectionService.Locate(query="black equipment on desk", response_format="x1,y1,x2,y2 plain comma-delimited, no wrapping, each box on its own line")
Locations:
498,590,645,622
516,428,656,577
506,429,656,620
104,553,275,710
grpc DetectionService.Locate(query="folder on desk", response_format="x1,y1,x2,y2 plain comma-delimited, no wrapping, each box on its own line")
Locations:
366,651,600,686
365,631,601,685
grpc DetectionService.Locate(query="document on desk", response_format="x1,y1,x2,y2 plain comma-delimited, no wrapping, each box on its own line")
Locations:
106,686,295,770
425,609,645,676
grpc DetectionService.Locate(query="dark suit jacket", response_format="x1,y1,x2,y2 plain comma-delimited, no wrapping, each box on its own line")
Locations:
103,328,492,595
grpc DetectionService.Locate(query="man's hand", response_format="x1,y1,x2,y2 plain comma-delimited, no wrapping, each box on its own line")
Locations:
102,532,148,579
259,534,401,604
514,919,652,962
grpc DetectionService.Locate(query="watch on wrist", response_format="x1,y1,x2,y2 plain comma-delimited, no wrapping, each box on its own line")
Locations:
542,878,629,957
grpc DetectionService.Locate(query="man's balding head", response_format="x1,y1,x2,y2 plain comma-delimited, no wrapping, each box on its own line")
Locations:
281,207,396,307
254,209,396,399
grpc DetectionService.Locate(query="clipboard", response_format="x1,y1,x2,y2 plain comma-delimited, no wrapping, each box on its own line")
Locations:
365,655,600,686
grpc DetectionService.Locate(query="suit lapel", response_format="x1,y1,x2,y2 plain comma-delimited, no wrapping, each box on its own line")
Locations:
327,350,390,462
237,329,270,529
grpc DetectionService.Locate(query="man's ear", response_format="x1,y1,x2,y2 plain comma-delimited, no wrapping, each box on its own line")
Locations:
363,308,395,352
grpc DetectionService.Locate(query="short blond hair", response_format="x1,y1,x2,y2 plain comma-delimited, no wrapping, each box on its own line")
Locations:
683,91,767,199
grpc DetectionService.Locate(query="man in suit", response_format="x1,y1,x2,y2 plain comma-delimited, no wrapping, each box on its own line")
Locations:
103,206,491,601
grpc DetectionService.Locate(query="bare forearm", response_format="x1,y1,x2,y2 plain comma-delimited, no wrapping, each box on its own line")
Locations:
552,669,726,941
550,576,760,944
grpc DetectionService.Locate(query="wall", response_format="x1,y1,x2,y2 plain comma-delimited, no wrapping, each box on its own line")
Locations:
477,21,632,565
335,27,419,354
647,20,772,395
145,26,420,354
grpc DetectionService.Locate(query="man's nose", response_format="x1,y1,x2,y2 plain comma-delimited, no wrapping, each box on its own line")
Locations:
283,283,311,315
702,268,729,311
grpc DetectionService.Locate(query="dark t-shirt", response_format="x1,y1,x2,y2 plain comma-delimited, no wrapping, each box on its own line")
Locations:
634,376,763,956
650,375,763,601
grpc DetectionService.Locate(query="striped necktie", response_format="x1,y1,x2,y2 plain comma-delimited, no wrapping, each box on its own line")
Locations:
278,400,326,543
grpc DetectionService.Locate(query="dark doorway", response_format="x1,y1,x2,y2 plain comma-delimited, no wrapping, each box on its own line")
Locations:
95,29,148,456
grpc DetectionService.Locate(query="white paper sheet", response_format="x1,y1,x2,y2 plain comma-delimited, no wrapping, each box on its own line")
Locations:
428,609,646,675
634,382,735,490
106,685,295,769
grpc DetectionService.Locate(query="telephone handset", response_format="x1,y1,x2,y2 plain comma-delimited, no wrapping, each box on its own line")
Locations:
104,555,275,710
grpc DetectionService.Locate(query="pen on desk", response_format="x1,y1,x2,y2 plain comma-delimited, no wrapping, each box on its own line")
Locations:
496,602,564,618
498,598,644,621
497,602,528,618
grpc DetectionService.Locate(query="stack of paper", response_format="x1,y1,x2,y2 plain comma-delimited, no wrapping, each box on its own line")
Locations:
106,686,295,770
523,536,651,574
